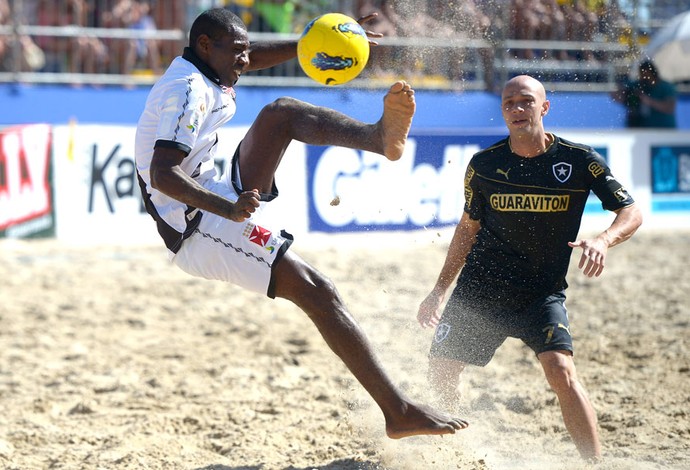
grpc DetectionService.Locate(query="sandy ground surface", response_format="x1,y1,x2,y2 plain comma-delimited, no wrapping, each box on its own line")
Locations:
1,228,688,470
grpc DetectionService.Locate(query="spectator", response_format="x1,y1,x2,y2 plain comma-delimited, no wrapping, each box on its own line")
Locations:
389,0,457,82
34,0,108,75
597,0,631,62
511,0,553,59
253,0,295,34
543,0,568,60
35,0,69,72
0,0,45,72
226,0,255,27
102,0,138,74
354,0,398,37
152,0,185,67
430,0,498,89
124,1,162,75
596,1,629,39
611,59,677,128
65,0,109,74
558,0,598,61
353,0,400,79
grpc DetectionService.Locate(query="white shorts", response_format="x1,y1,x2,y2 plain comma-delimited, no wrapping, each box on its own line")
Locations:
171,161,293,298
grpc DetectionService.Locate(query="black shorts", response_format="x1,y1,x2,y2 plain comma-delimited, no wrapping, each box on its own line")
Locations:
429,289,573,366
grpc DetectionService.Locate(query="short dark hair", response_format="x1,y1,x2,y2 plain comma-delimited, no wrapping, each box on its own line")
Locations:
189,8,246,47
639,59,658,77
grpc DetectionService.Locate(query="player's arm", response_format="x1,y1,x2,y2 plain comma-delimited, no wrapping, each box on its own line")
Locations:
570,151,643,277
246,41,298,71
417,212,481,328
568,204,643,278
639,92,676,115
149,146,259,222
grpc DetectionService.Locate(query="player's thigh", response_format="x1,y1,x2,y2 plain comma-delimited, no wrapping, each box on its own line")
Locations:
521,291,573,355
271,250,342,311
173,206,292,298
238,98,303,191
430,296,508,367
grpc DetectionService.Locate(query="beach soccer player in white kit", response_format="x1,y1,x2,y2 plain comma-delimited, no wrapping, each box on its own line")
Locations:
134,8,468,438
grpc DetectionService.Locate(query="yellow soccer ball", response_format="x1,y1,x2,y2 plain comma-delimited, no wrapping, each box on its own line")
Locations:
297,13,370,86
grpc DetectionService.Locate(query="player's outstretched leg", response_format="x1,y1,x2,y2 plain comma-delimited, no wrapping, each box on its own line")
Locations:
272,251,468,439
380,80,416,161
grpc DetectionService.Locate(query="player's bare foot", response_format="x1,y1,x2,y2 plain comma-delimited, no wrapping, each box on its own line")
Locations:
384,401,469,439
380,80,416,161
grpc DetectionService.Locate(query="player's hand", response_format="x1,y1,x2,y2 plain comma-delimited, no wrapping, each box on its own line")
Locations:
417,289,445,328
228,189,260,222
357,13,383,46
568,237,609,278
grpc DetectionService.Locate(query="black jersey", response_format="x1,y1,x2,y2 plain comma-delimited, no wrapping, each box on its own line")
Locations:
460,134,634,302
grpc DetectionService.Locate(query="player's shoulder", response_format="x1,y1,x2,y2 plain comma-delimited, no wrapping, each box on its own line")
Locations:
469,138,510,175
555,135,596,156
474,138,510,160
155,56,209,86
149,59,214,104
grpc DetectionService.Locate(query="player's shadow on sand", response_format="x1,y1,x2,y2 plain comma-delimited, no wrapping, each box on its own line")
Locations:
194,459,382,470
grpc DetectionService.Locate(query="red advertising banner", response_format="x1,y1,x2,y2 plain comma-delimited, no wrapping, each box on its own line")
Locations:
0,124,54,238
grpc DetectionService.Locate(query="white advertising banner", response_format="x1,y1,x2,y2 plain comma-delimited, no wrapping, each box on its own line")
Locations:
51,124,308,245
50,124,690,245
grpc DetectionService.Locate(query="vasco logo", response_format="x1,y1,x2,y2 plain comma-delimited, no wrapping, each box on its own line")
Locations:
434,323,451,343
244,223,273,250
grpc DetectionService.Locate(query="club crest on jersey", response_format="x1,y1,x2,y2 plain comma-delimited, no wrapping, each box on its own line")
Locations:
243,223,275,253
553,162,572,183
434,323,452,343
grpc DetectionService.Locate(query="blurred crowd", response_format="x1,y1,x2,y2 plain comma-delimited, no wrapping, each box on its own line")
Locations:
0,0,686,89
0,0,181,75
349,0,669,88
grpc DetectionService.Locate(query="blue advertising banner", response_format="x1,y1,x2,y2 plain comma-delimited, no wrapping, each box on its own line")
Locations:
650,146,690,213
305,135,640,233
306,133,503,233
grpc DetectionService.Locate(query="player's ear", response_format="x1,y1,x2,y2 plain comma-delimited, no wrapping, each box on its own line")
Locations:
197,34,212,56
541,100,550,117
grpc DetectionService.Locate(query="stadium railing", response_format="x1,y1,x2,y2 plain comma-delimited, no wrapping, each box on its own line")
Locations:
0,24,686,93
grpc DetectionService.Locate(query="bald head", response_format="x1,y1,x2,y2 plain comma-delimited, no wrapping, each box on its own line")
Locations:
502,75,547,102
500,75,551,149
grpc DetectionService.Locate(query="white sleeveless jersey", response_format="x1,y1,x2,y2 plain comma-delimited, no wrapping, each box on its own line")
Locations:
135,52,237,241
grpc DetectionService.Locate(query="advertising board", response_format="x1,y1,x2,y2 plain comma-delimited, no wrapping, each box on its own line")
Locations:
0,124,54,238
45,125,690,245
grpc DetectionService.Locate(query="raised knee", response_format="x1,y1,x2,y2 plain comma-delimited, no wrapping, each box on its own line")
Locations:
253,97,302,138
262,96,301,118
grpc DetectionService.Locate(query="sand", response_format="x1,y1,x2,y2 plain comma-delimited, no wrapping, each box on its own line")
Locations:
1,228,688,470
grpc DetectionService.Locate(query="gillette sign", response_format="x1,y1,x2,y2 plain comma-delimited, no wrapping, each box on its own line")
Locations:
306,134,502,232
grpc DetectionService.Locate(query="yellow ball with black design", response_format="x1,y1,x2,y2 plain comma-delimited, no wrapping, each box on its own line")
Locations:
297,13,370,86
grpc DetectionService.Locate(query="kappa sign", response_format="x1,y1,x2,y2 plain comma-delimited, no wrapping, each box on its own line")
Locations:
0,124,54,238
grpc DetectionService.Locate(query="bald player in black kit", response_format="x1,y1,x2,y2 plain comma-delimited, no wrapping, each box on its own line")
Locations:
417,75,643,462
